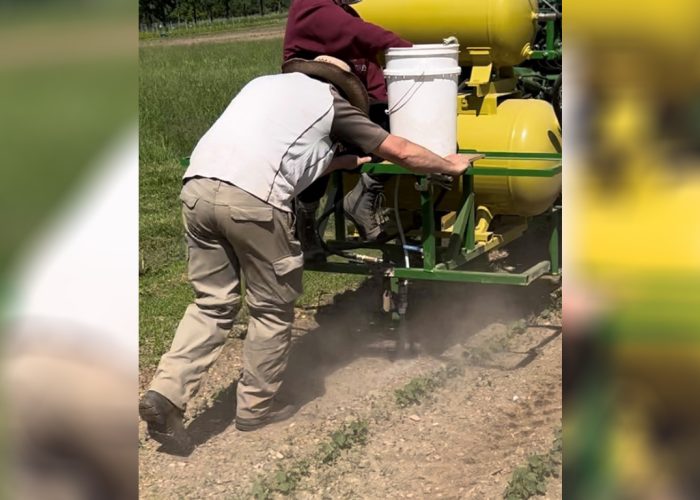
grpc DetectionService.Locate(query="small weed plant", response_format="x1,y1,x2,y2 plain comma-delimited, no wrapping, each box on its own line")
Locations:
503,428,562,499
394,364,463,408
251,419,369,498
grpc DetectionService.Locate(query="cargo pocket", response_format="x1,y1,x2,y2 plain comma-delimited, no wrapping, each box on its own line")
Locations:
230,205,273,223
180,192,199,210
271,253,304,304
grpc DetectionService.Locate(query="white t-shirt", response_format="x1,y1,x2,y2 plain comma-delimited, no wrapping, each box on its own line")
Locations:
184,73,337,212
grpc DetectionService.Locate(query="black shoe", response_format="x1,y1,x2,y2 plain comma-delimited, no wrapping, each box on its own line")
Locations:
139,390,193,455
295,200,326,262
343,173,396,242
235,402,298,432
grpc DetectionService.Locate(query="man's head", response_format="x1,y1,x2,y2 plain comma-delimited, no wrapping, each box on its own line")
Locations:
282,55,369,115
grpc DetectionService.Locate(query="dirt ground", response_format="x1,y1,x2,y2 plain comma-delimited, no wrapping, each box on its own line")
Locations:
139,277,562,499
140,26,285,48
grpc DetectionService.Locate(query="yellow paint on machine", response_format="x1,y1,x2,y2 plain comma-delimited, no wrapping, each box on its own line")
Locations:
355,0,538,67
460,99,562,217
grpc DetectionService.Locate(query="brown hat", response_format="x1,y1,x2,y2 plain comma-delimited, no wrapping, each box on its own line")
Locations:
282,55,369,115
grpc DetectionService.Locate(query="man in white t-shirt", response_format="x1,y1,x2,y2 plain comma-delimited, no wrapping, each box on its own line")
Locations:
139,56,482,454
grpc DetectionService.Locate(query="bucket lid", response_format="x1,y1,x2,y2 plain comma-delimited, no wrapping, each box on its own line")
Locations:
384,67,462,77
386,43,460,56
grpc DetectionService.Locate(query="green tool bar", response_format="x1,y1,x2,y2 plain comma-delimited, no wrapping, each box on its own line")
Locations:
528,49,562,60
393,260,551,285
362,163,561,177
457,150,561,159
469,165,561,177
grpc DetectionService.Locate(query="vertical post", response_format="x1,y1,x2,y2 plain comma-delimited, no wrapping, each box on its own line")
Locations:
464,175,476,251
546,19,555,52
420,181,436,270
390,277,411,356
549,206,561,275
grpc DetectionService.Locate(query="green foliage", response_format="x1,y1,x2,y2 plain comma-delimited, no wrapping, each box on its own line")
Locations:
140,0,291,27
250,420,368,497
503,428,562,500
395,376,441,408
394,364,462,408
509,319,529,335
318,420,369,464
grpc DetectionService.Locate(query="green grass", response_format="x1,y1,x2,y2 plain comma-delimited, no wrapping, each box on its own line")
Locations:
140,39,364,368
139,13,287,41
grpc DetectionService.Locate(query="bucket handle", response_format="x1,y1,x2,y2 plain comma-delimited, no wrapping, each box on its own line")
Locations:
386,71,426,116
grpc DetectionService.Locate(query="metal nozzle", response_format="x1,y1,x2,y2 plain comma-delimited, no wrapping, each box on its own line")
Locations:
537,12,559,21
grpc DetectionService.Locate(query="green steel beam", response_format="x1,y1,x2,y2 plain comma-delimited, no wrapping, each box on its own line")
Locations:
362,163,561,177
469,165,561,177
528,49,562,60
420,180,436,269
393,260,551,285
457,150,561,159
546,19,556,52
549,209,562,275
445,189,474,261
464,175,476,251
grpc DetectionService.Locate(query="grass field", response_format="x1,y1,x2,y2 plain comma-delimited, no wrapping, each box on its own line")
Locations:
139,39,365,369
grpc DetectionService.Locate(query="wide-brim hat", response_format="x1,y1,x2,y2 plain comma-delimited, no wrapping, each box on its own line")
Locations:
282,55,369,115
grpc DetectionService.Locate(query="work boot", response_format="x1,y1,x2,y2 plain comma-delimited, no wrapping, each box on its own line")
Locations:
343,173,395,242
295,200,326,262
235,400,298,432
139,390,193,455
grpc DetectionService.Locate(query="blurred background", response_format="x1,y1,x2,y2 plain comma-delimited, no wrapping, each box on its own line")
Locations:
0,0,699,497
564,0,700,498
0,0,137,498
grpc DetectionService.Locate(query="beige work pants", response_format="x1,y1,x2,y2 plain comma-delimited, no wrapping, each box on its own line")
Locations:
150,178,303,421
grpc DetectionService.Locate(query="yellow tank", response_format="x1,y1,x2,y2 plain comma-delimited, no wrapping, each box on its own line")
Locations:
461,98,562,216
355,0,538,67
381,99,561,217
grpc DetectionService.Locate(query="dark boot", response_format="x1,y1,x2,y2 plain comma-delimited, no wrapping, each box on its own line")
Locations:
139,390,193,455
235,401,298,432
343,173,395,242
295,200,326,262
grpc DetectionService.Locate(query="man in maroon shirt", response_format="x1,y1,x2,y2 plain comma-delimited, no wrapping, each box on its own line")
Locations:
284,0,412,253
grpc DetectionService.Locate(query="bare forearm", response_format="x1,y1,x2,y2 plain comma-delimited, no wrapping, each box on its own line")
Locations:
375,136,459,175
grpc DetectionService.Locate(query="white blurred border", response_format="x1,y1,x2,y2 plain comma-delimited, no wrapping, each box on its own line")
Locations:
6,125,139,359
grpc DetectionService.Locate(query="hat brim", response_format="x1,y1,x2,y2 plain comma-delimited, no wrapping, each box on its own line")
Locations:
282,59,369,115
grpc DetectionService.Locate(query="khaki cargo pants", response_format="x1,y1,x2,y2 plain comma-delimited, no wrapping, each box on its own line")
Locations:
150,177,304,422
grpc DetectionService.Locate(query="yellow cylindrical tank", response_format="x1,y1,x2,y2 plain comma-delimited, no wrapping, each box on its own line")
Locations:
381,99,561,217
355,0,538,67
462,99,562,216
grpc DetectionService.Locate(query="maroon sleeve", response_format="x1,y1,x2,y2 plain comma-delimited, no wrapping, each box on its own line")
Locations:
365,60,388,103
284,0,411,62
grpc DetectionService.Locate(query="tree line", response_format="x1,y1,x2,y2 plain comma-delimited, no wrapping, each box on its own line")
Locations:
139,0,292,27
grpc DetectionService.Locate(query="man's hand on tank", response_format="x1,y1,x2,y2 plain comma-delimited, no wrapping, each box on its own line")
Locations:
445,153,485,175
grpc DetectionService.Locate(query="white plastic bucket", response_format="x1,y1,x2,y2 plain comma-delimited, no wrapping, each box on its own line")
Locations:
384,44,460,157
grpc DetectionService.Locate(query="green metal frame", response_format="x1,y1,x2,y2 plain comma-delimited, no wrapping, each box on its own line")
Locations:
180,150,563,287
307,150,562,288
529,18,561,60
